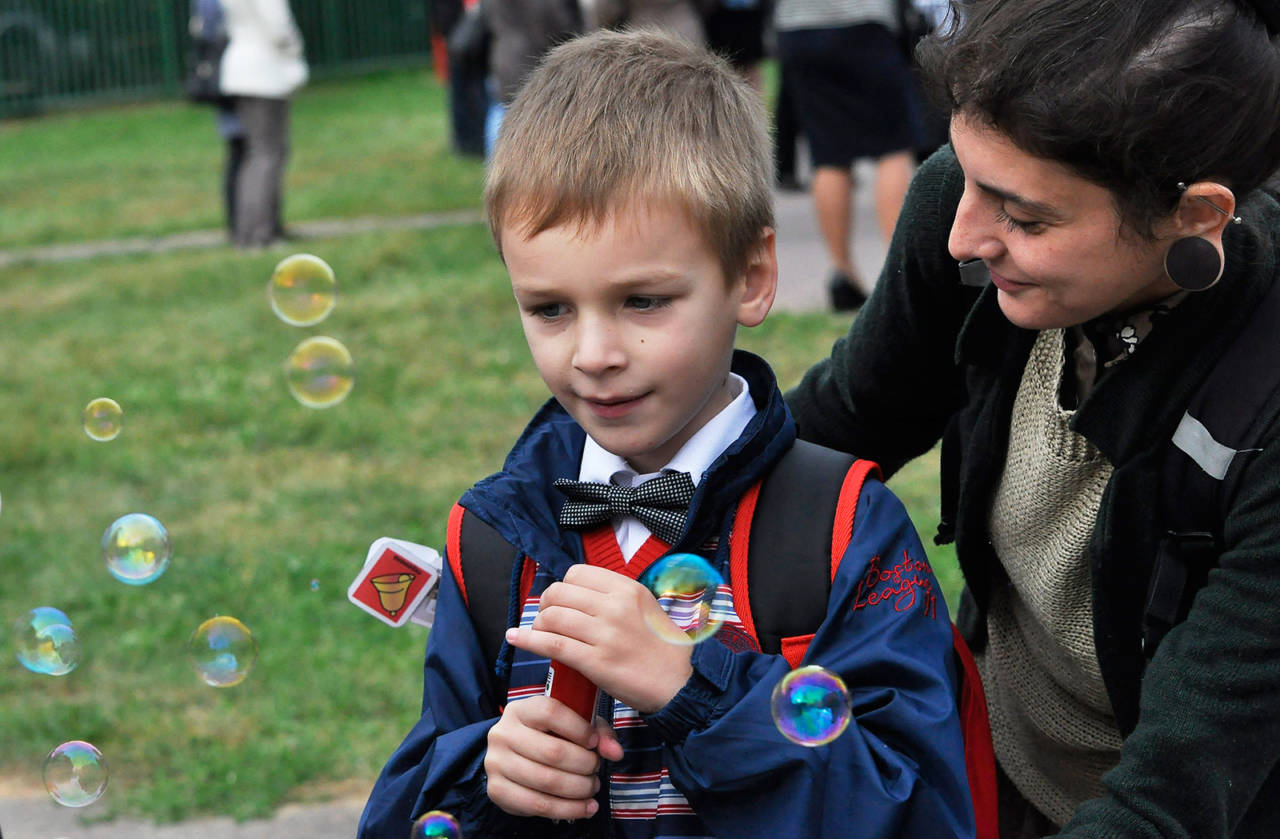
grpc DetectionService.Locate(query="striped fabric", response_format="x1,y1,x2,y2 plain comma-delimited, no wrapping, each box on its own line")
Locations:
503,527,757,839
774,0,897,31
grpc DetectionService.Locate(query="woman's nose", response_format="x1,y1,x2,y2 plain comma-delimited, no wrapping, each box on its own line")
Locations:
948,188,1003,264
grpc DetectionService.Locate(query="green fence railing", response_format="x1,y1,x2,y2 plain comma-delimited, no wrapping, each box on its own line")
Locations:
0,0,432,118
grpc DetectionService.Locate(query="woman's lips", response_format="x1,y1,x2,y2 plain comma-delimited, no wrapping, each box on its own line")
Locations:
989,269,1034,292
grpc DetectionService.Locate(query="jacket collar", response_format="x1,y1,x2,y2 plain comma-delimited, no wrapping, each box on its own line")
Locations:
459,350,795,578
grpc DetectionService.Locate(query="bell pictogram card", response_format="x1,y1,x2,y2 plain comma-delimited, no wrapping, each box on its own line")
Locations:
348,538,441,628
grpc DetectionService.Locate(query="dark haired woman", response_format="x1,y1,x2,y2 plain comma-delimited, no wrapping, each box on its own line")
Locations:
787,0,1280,836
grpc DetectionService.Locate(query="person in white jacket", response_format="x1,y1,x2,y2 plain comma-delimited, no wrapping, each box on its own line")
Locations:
218,0,308,248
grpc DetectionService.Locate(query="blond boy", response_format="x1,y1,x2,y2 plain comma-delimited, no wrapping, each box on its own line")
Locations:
359,29,972,839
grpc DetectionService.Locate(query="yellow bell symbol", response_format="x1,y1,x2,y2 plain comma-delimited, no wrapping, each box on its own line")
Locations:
371,573,415,616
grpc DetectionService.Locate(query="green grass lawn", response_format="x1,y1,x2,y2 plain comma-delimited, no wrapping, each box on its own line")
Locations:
0,68,957,823
0,68,485,249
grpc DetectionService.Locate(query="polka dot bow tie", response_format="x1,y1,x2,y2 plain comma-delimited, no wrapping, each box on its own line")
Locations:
553,471,696,546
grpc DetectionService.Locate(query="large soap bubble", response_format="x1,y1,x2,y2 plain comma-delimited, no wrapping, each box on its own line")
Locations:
14,607,80,676
43,741,108,807
285,336,354,408
770,665,852,747
102,513,171,585
638,553,725,645
268,253,337,327
82,397,123,441
189,616,258,687
412,810,463,838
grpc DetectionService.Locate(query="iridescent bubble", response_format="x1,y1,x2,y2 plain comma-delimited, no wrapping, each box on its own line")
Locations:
82,397,123,441
285,336,354,408
189,616,257,687
310,578,320,591
411,810,463,839
638,553,725,645
14,607,80,676
268,253,337,327
43,741,108,807
101,513,171,586
770,665,852,747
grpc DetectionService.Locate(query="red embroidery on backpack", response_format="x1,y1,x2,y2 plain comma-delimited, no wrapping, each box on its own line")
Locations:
852,549,938,620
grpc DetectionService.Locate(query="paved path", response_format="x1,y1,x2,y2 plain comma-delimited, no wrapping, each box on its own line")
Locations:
0,167,886,839
0,163,886,316
773,160,886,312
0,795,367,839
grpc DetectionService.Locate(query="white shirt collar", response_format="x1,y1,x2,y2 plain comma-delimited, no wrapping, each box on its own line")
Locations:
578,372,756,487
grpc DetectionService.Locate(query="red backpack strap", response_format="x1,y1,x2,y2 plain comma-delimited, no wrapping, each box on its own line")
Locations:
446,503,468,606
952,624,999,839
728,481,764,646
830,459,883,578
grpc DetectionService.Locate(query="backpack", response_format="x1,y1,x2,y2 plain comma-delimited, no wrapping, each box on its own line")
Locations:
1143,271,1280,656
186,0,230,105
446,439,1000,839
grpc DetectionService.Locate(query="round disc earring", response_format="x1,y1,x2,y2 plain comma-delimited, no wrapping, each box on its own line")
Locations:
1164,236,1223,291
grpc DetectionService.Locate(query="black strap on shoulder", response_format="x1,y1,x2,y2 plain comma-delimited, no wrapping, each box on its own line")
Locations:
749,440,857,655
458,510,524,687
1144,275,1280,656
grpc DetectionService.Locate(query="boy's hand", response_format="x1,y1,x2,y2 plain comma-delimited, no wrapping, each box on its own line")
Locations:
506,564,695,713
485,696,621,820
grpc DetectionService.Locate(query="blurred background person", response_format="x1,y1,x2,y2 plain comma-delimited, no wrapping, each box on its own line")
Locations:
704,0,770,91
219,0,308,248
187,0,247,240
592,0,715,44
436,0,489,158
481,0,582,158
774,0,922,311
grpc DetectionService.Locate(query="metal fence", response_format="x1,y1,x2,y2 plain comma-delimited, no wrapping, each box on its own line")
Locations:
0,0,432,118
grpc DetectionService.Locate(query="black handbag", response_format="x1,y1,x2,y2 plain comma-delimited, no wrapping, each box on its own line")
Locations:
896,0,932,63
185,16,228,105
447,4,490,75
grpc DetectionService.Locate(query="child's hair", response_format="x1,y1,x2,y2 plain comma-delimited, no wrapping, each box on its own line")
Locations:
918,0,1280,238
485,28,773,281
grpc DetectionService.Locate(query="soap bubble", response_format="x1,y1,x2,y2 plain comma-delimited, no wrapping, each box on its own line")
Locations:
43,741,108,807
189,616,257,687
82,397,123,441
268,254,337,327
285,336,354,408
638,553,725,645
310,579,320,591
14,607,80,676
770,665,852,747
101,513,171,586
411,810,463,839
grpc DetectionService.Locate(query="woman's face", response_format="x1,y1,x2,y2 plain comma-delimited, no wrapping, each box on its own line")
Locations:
947,112,1181,330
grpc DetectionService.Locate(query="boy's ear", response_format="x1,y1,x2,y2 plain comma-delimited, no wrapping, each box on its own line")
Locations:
736,227,777,328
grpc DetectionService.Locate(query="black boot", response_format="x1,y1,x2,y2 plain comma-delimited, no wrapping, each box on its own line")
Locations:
828,271,868,312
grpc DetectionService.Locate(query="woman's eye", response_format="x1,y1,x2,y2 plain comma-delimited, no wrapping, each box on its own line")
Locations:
995,207,1044,234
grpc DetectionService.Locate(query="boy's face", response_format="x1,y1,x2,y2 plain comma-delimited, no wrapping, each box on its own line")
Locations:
504,201,776,475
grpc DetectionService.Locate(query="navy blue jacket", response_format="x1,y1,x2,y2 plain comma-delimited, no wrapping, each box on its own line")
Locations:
358,351,974,838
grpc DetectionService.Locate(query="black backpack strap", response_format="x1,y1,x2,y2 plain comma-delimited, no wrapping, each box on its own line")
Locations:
456,508,524,691
1144,276,1280,656
748,440,857,655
